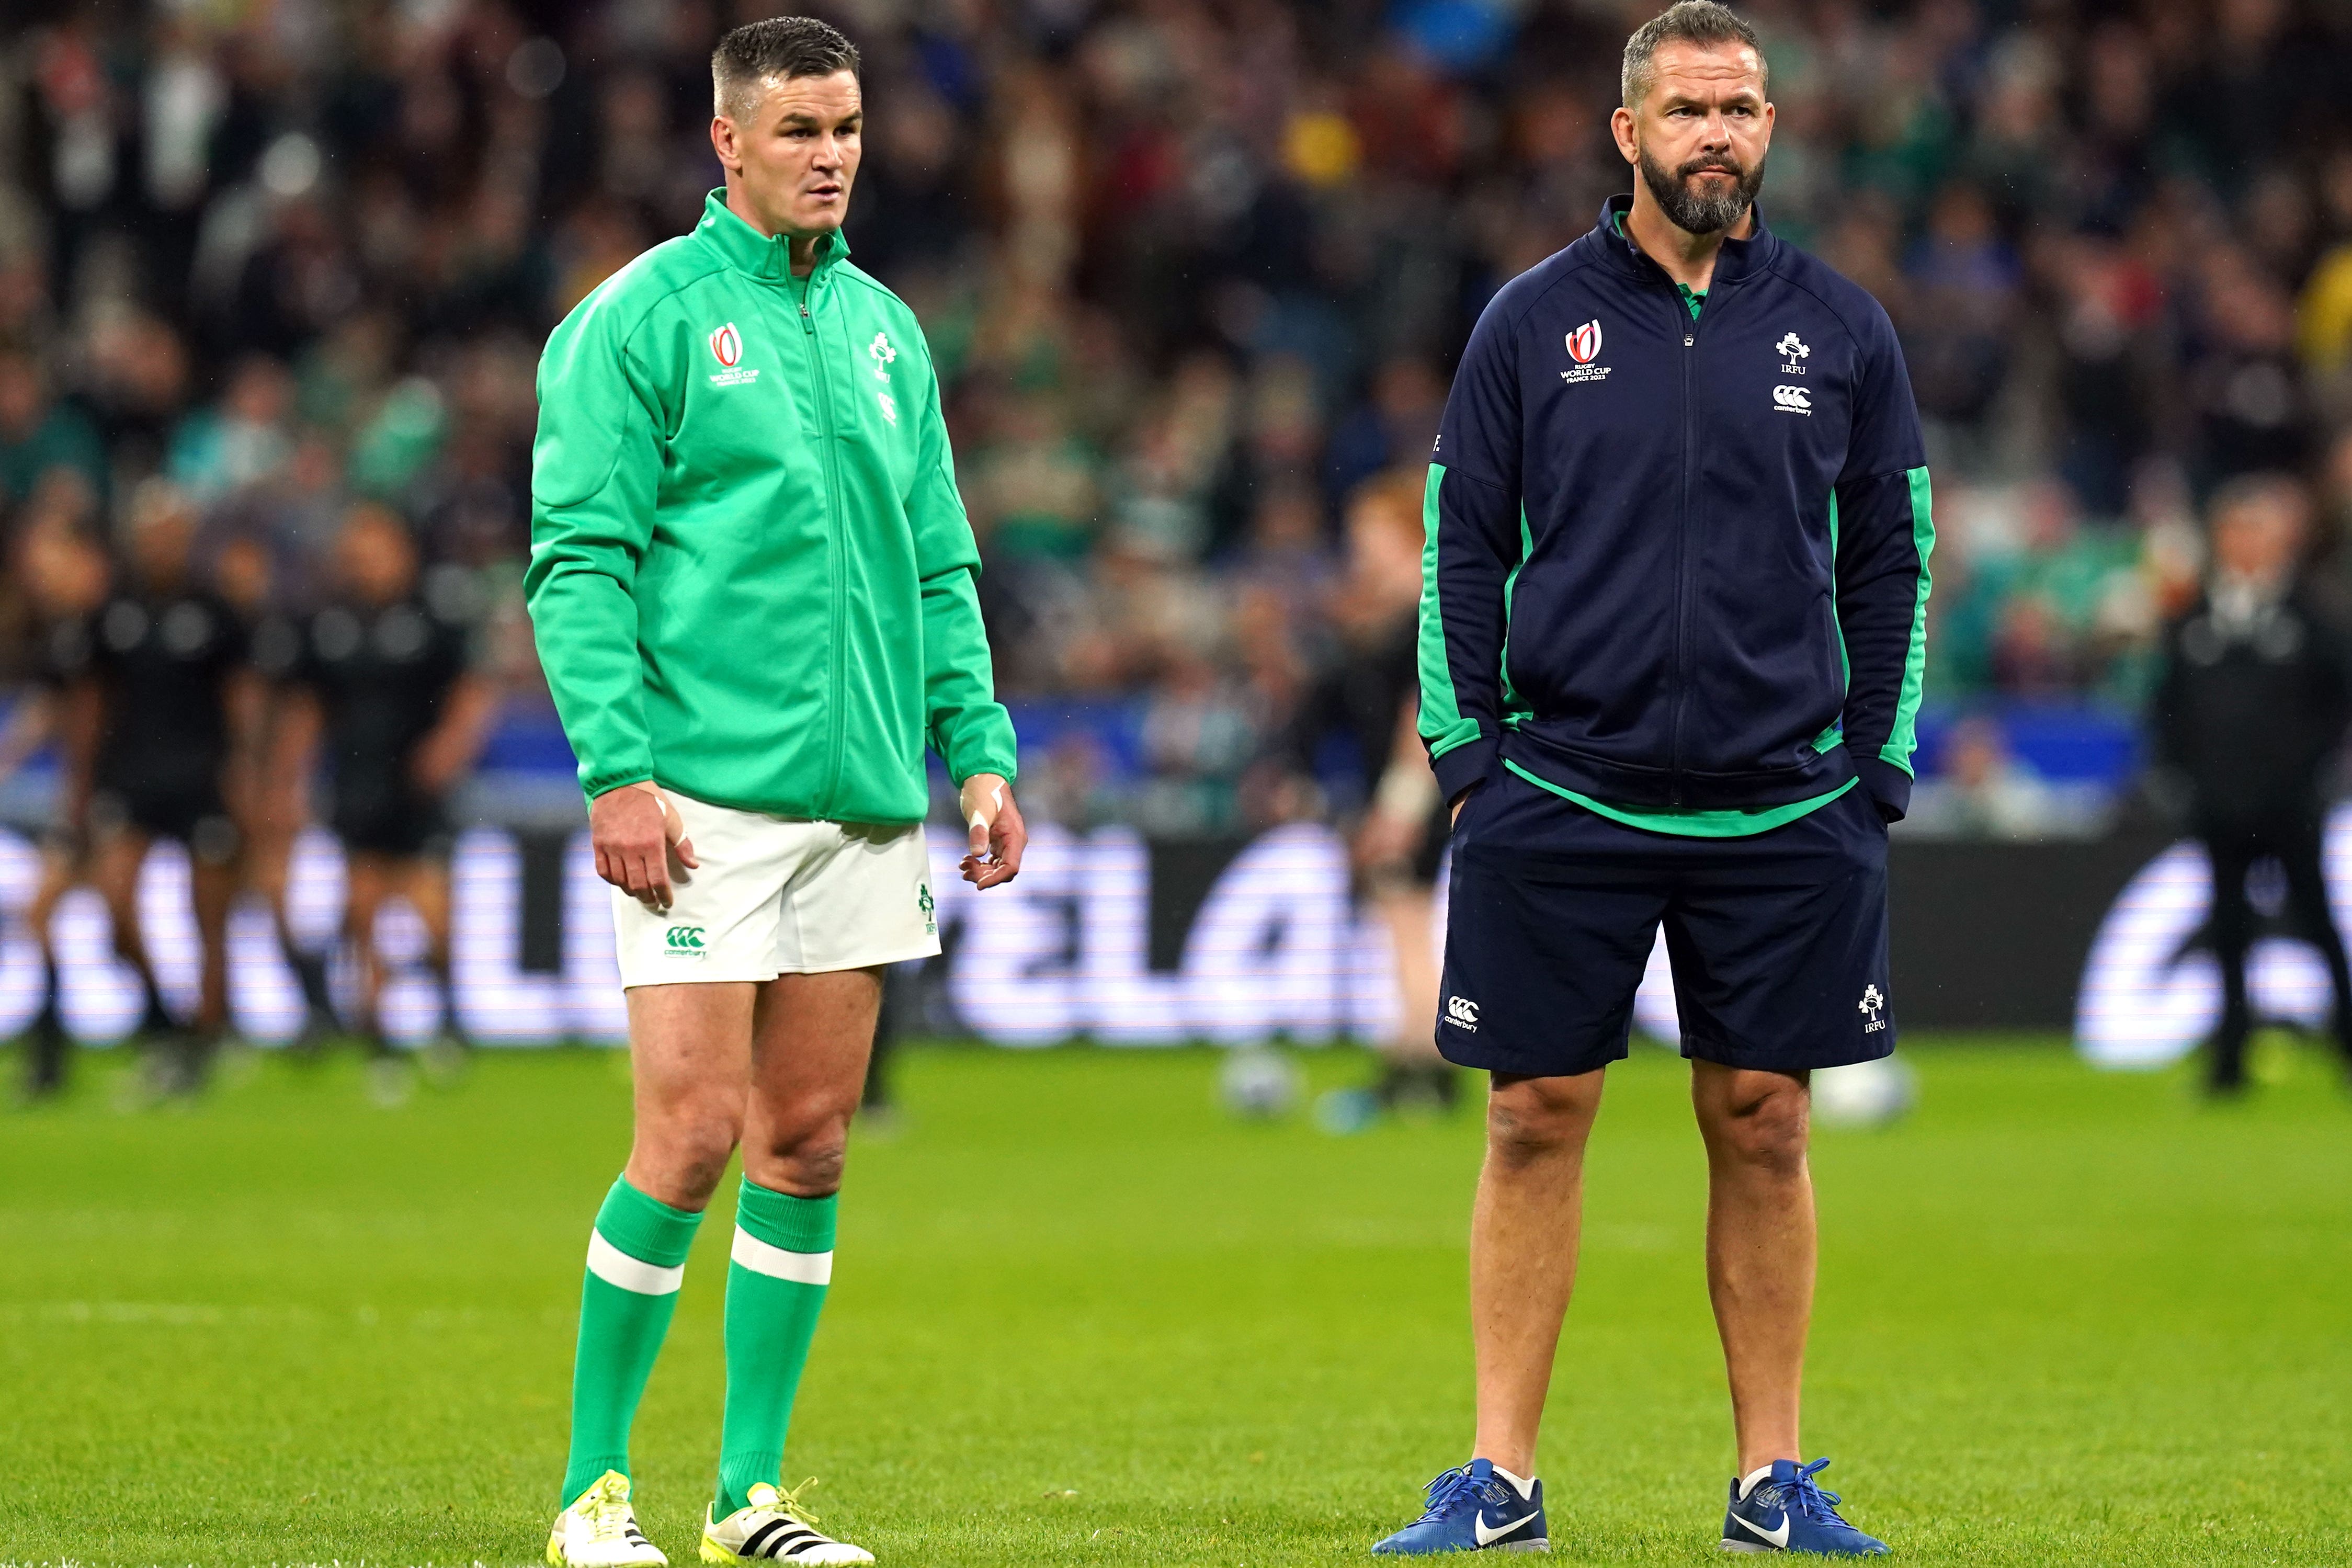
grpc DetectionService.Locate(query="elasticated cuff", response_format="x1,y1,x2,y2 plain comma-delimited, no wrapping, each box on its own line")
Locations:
1851,754,1914,822
594,1176,704,1267
735,1179,837,1254
1431,734,1498,808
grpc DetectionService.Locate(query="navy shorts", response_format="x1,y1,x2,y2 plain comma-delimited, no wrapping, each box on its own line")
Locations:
1437,767,1895,1077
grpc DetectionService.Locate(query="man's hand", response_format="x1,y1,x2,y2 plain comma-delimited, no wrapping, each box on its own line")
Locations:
1450,781,1483,827
959,772,1025,889
592,781,697,910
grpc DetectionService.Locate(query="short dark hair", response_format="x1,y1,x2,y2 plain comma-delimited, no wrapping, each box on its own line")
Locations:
712,16,860,121
1622,2,1766,109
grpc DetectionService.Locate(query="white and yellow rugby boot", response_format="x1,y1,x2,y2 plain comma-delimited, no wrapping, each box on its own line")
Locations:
700,1479,873,1564
549,1470,668,1567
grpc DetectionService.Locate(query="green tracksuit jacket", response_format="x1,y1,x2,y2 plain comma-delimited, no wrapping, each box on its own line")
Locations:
526,189,1018,824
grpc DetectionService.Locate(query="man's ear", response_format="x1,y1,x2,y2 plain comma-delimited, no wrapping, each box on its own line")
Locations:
710,114,740,174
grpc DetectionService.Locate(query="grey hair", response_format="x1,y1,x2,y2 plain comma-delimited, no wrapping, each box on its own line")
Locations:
1621,2,1767,109
712,16,860,121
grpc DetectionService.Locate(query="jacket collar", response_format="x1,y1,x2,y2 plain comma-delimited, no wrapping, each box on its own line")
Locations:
694,188,851,283
1595,193,1776,287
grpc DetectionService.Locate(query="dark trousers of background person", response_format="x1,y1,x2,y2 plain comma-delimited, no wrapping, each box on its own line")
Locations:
2200,810,2352,1089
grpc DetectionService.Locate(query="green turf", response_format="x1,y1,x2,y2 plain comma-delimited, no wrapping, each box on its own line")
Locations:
2,1035,2348,1566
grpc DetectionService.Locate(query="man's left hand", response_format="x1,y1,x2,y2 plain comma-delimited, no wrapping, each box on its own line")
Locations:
959,773,1025,889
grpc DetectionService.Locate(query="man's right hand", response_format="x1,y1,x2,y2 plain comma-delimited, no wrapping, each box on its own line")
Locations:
592,781,697,910
1450,781,1483,827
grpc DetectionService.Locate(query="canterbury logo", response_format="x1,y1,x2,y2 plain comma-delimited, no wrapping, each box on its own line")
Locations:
709,323,743,368
1772,383,1811,413
1445,995,1480,1030
664,925,707,951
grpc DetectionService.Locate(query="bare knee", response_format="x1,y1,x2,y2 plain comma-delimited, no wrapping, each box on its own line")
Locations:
628,1096,742,1211
743,1096,857,1198
1485,1072,1604,1171
1702,1076,1810,1175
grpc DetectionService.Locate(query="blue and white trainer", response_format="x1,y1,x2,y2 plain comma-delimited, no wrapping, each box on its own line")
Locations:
1720,1458,1888,1555
1371,1458,1548,1554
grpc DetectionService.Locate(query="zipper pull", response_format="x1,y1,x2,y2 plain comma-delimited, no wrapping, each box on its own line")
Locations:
1685,334,1695,347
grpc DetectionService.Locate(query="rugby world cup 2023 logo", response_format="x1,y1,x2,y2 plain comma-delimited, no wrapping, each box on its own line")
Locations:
1561,319,1610,384
707,322,758,387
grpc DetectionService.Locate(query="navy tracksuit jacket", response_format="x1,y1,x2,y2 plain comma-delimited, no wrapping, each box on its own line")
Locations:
1419,197,1934,822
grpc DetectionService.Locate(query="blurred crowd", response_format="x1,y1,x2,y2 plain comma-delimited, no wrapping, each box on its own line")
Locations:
12,0,2352,837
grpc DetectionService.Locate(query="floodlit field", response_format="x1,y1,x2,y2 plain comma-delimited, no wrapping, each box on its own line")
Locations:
3,1036,2347,1566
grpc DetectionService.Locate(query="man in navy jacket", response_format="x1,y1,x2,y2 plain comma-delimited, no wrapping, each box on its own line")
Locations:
1374,3,1925,1558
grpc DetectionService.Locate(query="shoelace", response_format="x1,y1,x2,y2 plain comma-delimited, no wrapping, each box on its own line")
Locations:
769,1476,825,1530
584,1477,637,1542
1775,1458,1853,1526
1412,1466,1487,1524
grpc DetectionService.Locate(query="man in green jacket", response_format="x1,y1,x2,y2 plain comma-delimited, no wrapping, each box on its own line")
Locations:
526,18,1024,1566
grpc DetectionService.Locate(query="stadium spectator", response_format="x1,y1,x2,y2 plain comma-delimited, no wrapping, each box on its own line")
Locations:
0,344,105,509
2150,473,2352,1094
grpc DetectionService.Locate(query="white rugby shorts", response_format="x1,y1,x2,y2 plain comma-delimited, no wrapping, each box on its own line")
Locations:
609,789,941,986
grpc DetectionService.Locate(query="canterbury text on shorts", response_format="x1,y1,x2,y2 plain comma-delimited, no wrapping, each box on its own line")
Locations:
1437,768,1895,1076
609,789,941,987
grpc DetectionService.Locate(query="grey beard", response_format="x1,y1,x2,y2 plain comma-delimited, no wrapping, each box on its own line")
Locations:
1638,145,1765,235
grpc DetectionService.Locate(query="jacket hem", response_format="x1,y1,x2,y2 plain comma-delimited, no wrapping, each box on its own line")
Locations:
1502,730,1857,811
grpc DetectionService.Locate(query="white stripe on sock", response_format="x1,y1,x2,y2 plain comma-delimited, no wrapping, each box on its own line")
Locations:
731,1225,834,1284
586,1230,687,1294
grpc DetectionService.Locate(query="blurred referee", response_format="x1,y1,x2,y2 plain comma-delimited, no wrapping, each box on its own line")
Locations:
1377,5,1924,1556
2149,474,2352,1094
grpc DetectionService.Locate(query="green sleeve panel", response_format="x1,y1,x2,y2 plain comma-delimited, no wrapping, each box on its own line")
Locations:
907,332,1018,785
1416,463,1475,756
1882,465,1936,769
524,290,669,801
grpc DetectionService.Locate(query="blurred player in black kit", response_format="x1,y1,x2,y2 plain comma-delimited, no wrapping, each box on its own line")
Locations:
264,504,496,1065
82,481,263,1090
0,509,112,1098
2150,473,2352,1094
1278,469,1457,1116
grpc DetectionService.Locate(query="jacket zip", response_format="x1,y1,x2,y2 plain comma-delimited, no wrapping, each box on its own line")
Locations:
1667,286,1699,805
800,271,851,816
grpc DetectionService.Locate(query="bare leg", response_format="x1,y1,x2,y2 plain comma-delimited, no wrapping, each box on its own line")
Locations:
188,854,236,1035
399,858,460,1039
343,854,391,1047
622,980,760,1210
90,830,165,1014
743,967,883,1197
20,851,78,1094
1378,884,1447,1068
1471,1069,1606,1476
1692,1060,1814,1475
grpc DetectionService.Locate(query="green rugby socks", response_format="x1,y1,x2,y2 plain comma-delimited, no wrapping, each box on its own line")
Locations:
562,1176,703,1506
713,1179,837,1518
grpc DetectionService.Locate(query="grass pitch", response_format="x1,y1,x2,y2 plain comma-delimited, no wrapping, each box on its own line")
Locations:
2,1035,2348,1567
